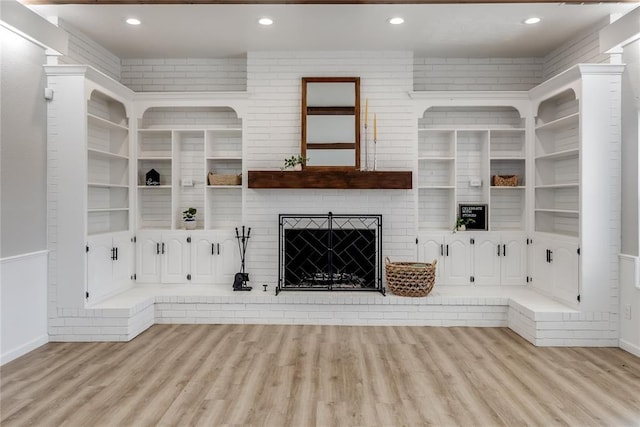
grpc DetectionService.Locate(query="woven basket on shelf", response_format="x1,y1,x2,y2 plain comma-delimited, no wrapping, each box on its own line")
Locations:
385,257,437,297
208,173,242,186
492,175,518,187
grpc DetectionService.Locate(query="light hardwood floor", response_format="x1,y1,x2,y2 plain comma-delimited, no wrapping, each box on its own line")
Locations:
2,325,639,426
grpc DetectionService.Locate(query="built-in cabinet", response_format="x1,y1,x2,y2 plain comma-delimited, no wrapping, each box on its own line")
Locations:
418,232,526,285
530,237,579,303
136,230,239,284
46,67,249,308
412,65,622,310
528,64,624,310
47,64,622,311
45,65,136,307
87,232,134,300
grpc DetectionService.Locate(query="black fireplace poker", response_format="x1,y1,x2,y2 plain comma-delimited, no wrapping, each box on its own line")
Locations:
233,226,252,291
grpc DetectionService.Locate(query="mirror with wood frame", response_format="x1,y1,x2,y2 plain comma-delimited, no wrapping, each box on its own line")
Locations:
301,77,360,170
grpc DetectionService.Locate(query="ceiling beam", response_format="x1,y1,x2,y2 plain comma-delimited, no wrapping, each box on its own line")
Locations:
21,0,640,5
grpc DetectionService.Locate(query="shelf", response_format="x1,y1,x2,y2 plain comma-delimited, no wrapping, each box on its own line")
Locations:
248,170,412,189
207,155,242,160
87,113,128,131
88,148,128,160
535,183,579,189
535,112,579,132
534,148,579,161
88,182,129,188
534,208,579,215
490,156,526,161
88,208,129,213
490,128,526,133
207,185,242,189
138,185,172,189
490,186,526,190
138,156,172,161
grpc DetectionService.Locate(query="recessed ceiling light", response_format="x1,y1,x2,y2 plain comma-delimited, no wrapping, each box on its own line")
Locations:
126,18,141,26
258,18,273,26
388,17,405,25
523,17,541,25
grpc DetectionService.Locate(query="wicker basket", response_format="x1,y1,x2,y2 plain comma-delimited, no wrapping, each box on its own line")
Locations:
385,257,437,297
492,175,518,187
208,173,242,186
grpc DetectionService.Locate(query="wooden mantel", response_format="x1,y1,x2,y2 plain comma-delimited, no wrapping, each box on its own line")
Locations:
247,170,412,189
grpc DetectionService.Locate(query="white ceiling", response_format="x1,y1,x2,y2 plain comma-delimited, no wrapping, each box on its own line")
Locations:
28,2,640,59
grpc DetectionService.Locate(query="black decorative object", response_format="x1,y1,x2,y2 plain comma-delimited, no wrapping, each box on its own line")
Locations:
459,204,488,230
145,168,160,186
277,212,384,295
233,226,252,291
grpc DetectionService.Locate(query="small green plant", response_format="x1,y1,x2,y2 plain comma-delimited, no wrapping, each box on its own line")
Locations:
454,216,475,232
182,207,197,221
282,155,307,170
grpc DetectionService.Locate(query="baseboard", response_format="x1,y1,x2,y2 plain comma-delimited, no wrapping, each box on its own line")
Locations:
619,339,640,357
1,334,48,366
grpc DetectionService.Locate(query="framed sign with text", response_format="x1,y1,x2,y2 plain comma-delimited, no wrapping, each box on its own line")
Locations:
459,204,488,230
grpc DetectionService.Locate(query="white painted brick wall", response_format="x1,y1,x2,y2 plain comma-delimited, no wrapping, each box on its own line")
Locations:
120,58,247,92
542,17,612,81
244,51,416,287
57,19,121,81
414,57,544,91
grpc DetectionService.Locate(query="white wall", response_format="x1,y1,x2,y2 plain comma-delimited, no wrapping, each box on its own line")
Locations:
244,51,416,285
1,26,48,257
0,23,50,364
57,18,121,81
543,17,613,80
414,57,543,91
120,58,247,92
1,252,48,364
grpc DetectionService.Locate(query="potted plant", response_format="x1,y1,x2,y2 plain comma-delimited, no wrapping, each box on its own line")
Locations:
282,155,307,171
183,207,197,230
454,217,475,232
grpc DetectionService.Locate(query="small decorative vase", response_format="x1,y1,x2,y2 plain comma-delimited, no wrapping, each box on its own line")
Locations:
458,224,466,231
293,164,302,171
185,220,196,230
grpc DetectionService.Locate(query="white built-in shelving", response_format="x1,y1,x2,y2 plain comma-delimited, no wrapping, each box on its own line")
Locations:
87,90,131,236
416,105,527,232
136,106,243,231
533,89,580,238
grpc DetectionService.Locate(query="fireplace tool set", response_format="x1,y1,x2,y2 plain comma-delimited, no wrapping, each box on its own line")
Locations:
233,226,252,291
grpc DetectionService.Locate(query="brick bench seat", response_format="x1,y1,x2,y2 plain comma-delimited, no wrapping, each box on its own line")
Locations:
50,285,616,347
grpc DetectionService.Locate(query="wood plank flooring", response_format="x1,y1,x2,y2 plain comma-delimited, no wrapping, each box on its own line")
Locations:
2,325,639,426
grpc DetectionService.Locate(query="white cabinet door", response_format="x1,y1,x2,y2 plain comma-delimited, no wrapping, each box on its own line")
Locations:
531,240,553,294
501,234,526,286
417,233,444,279
191,233,217,284
444,234,472,285
87,234,113,303
473,235,501,285
112,233,133,288
215,232,241,284
136,231,162,283
552,241,579,304
162,232,191,283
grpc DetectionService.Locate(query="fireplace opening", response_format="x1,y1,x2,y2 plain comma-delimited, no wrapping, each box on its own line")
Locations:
277,213,384,294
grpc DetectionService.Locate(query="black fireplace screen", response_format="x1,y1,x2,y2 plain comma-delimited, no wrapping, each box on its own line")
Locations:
277,213,384,294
